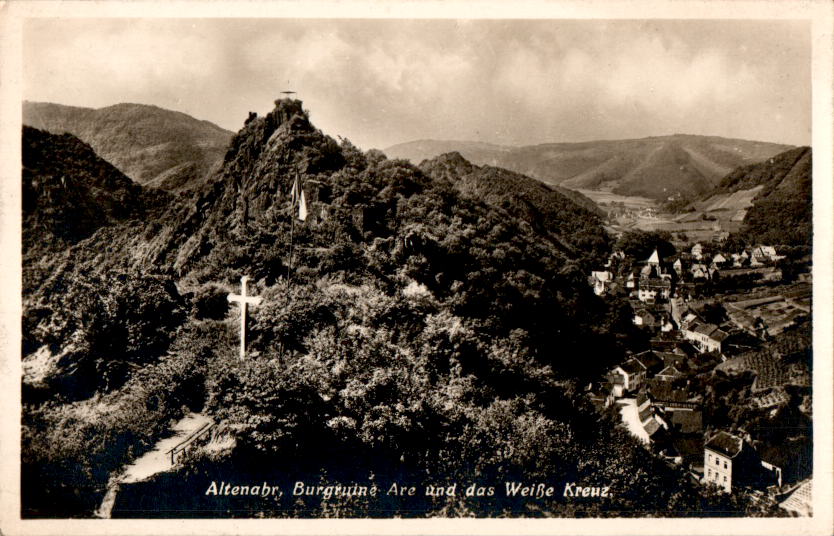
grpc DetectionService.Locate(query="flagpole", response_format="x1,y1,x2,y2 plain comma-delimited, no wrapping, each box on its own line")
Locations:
287,181,295,291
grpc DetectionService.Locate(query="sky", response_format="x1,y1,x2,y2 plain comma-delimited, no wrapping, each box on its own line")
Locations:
23,18,811,150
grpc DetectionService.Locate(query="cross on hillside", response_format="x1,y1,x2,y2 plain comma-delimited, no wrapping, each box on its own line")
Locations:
227,275,262,359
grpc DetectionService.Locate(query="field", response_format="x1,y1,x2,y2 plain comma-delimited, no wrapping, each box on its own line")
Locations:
572,189,657,209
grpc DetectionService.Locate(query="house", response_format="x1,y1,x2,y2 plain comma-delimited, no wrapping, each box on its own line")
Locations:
668,408,703,434
633,309,656,328
638,278,672,303
655,365,683,382
759,246,777,258
712,253,728,267
682,322,729,354
640,263,661,279
672,258,685,277
585,381,614,411
647,380,698,409
704,431,744,493
610,358,649,394
637,390,667,442
626,271,638,289
632,350,665,375
690,263,710,280
704,431,782,493
655,351,688,370
691,243,704,260
590,270,614,296
610,352,663,396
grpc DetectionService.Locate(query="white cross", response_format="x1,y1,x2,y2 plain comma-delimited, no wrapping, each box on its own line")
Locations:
227,275,262,359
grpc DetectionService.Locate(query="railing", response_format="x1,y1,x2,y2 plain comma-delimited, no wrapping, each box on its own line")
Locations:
165,421,214,465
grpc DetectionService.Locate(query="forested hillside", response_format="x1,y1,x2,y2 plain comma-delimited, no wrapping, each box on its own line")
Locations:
23,99,763,518
22,126,168,257
419,152,609,257
716,147,812,246
23,101,233,192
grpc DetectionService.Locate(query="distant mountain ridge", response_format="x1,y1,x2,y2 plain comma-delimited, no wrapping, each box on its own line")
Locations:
386,135,793,201
23,101,233,192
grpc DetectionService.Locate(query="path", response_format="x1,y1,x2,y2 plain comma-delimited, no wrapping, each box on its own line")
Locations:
95,412,212,518
618,398,650,444
121,413,212,483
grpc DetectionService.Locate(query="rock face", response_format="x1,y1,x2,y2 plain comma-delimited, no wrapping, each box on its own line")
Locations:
23,101,233,192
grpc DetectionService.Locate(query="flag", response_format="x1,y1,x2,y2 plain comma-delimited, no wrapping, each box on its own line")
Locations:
298,190,308,221
290,177,299,206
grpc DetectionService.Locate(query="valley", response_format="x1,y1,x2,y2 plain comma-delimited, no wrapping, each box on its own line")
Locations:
20,97,813,519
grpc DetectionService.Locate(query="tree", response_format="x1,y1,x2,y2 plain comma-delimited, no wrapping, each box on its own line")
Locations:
615,230,676,261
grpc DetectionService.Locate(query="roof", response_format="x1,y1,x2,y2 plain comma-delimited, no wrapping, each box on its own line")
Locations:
644,418,663,437
638,406,654,423
689,322,730,342
705,431,744,458
647,249,661,264
592,271,612,282
648,380,691,403
669,410,703,434
657,365,683,378
711,330,729,342
619,358,646,375
633,351,663,372
656,351,687,367
606,371,625,385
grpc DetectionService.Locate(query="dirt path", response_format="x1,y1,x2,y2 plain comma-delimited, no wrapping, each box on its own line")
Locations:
95,412,212,518
618,398,650,444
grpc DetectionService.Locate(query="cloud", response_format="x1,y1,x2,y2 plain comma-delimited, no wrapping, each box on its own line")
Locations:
23,18,811,149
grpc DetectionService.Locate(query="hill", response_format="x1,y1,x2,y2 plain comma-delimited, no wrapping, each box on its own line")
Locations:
23,101,233,192
22,126,167,257
23,98,756,519
386,135,792,201
419,152,608,255
716,147,812,246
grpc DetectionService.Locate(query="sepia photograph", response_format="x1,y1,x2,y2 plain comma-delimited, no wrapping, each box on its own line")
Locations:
1,1,832,534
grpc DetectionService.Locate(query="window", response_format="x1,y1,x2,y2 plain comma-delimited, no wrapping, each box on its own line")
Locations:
707,469,711,477
724,461,727,469
708,454,712,462
723,476,727,482
715,458,719,466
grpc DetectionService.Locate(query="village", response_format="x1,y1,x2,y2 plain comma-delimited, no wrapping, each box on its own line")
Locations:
586,240,812,515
